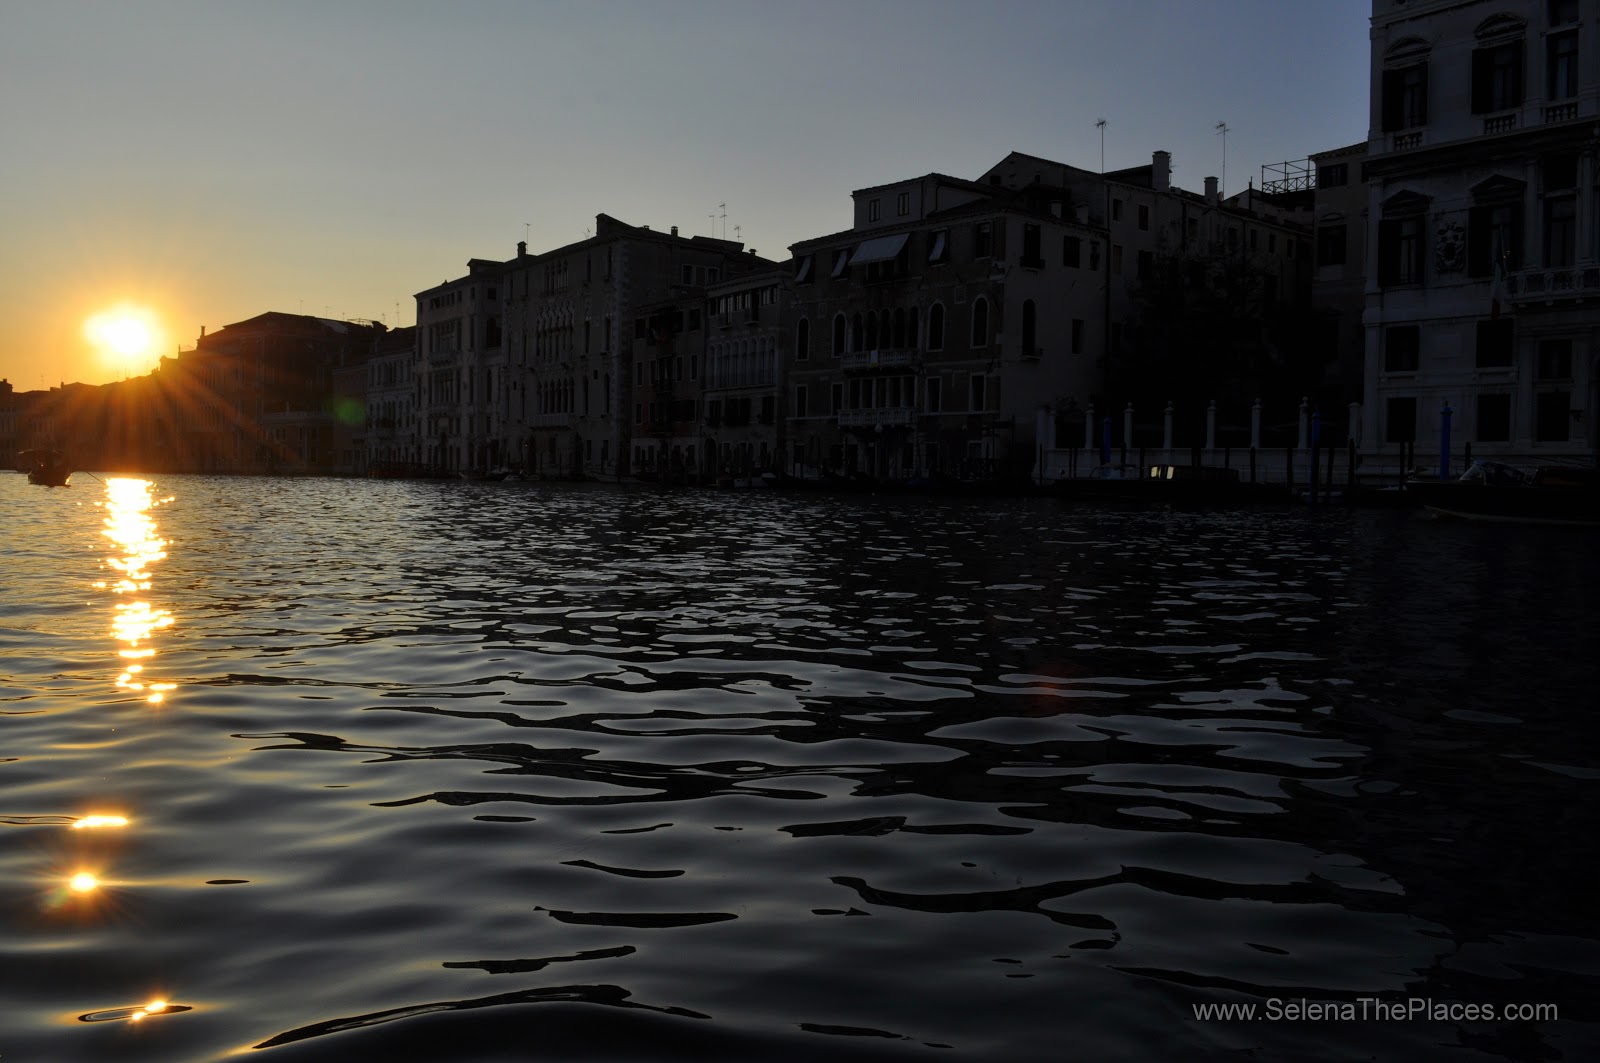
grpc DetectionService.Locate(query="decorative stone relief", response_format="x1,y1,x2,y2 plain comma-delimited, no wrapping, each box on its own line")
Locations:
1435,214,1466,274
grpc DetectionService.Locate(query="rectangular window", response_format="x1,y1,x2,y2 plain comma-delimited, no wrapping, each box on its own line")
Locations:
926,377,941,413
1476,393,1512,442
896,191,910,216
1317,224,1347,266
1386,396,1418,443
794,385,808,418
831,382,842,414
794,255,814,284
1379,217,1424,285
973,222,993,258
1468,202,1521,276
1382,62,1429,130
1022,224,1042,267
969,374,986,412
1318,163,1348,188
1071,318,1084,354
928,229,949,264
1549,31,1579,99
1137,204,1150,231
1476,319,1514,368
1385,325,1420,372
1536,391,1571,441
1089,241,1101,271
1545,196,1576,267
1136,249,1152,280
1471,41,1524,113
1111,199,1123,222
868,198,881,222
1538,339,1573,379
1063,235,1081,268
1550,0,1579,24
831,249,850,279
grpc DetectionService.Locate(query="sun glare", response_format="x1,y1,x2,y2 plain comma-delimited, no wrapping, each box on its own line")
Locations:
85,306,164,373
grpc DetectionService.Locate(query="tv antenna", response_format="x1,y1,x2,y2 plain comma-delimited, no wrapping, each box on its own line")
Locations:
1216,122,1229,198
1096,118,1106,173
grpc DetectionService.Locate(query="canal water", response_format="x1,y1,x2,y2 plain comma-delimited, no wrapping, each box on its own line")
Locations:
1,473,1596,1062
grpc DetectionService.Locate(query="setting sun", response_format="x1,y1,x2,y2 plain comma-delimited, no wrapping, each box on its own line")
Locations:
84,306,164,374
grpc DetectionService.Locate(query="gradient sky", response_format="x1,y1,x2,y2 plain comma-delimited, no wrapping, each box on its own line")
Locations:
1,0,1372,390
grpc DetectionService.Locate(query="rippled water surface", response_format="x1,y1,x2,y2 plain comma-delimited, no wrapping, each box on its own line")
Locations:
2,473,1597,1061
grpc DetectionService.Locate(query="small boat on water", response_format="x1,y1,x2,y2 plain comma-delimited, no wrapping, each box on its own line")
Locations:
20,449,72,487
1409,461,1599,527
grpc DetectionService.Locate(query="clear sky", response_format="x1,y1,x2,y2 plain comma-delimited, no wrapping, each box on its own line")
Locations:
0,0,1372,390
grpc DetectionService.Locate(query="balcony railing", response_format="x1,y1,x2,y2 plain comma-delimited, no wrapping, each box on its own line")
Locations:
1482,113,1517,134
1507,266,1600,302
1545,101,1579,122
1391,131,1422,150
838,407,916,428
840,348,918,371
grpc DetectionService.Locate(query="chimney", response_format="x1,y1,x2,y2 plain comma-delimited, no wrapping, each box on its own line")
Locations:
1204,176,1219,204
1152,151,1171,193
516,240,527,257
671,225,678,237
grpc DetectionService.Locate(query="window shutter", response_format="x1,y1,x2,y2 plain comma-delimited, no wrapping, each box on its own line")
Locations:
1471,48,1491,113
1510,41,1525,107
1382,69,1404,131
1467,206,1489,277
1377,220,1398,286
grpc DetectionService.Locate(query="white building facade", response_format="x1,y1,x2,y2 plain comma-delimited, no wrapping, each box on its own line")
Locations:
1364,0,1599,466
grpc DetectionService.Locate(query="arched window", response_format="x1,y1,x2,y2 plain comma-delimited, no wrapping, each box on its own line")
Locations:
851,313,864,352
833,313,847,356
892,307,906,349
796,318,810,361
1021,299,1037,358
971,297,989,348
907,307,919,349
928,304,945,351
865,312,878,351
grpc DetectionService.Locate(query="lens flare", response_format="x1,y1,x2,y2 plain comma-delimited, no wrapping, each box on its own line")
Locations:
69,872,100,893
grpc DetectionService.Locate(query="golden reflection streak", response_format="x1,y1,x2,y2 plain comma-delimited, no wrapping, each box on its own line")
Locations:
73,815,130,830
100,478,175,705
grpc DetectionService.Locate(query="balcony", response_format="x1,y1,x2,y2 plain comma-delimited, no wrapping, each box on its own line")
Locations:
840,348,918,372
1391,131,1422,150
530,412,572,429
1507,266,1600,304
1482,113,1517,135
1545,101,1579,123
838,407,916,428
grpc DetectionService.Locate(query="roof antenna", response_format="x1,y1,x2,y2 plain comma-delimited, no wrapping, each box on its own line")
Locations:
1216,122,1229,198
1096,118,1106,174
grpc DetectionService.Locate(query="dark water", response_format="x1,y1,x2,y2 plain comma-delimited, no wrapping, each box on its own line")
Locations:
2,473,1597,1062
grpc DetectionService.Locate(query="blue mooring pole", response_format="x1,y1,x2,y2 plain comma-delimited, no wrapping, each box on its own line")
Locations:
1101,417,1111,467
1438,403,1453,481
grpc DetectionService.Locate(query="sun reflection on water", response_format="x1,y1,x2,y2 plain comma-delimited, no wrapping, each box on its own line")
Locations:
100,478,174,704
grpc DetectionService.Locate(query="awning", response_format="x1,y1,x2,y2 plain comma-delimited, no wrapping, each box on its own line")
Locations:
849,232,909,266
794,256,813,283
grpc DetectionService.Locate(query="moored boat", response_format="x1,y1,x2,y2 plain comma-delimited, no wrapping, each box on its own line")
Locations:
1409,461,1599,527
21,449,72,487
